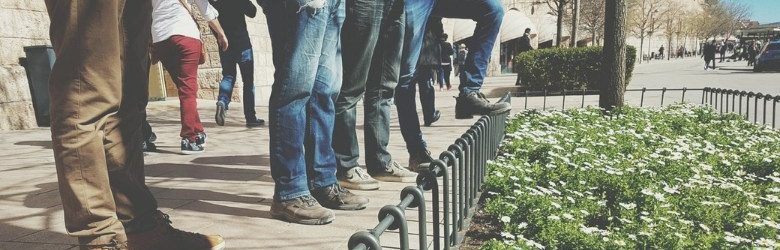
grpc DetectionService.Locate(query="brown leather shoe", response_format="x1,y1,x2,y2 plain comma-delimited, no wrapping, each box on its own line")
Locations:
270,195,335,225
127,211,225,250
311,184,369,210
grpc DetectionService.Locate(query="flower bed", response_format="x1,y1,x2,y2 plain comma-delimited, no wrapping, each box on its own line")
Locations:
483,105,780,249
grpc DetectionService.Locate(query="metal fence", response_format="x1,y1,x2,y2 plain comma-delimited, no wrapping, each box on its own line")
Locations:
347,93,512,250
345,86,780,250
512,87,779,129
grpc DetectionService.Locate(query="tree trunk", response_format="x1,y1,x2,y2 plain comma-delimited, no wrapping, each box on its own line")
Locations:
556,3,564,46
599,0,626,111
639,36,644,64
591,30,596,46
570,0,580,47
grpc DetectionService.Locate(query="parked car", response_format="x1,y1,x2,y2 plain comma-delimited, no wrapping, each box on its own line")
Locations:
754,40,780,72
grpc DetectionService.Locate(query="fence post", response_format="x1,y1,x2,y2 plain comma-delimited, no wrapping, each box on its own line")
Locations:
401,186,427,250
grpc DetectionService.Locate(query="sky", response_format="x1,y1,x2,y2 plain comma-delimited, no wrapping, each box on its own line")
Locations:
742,0,780,24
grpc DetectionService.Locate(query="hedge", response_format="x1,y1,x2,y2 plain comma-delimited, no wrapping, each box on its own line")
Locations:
514,46,636,91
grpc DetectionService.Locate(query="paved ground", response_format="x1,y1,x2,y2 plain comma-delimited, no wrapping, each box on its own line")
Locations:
1,58,778,250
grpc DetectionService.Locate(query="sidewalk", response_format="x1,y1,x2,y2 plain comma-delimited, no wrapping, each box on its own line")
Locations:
0,77,520,250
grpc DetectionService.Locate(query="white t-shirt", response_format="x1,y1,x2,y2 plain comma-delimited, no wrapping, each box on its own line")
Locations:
152,0,219,43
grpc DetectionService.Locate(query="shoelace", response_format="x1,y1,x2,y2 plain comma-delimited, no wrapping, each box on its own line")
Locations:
157,212,208,243
353,168,371,180
300,195,320,207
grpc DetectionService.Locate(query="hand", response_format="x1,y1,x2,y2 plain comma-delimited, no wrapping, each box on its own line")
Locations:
217,34,229,51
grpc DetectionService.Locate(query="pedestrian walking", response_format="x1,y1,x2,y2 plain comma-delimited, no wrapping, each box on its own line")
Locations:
659,45,665,60
44,0,225,249
333,0,418,191
454,44,467,76
438,34,454,90
261,0,369,225
152,0,229,154
211,0,265,128
703,41,716,70
396,0,511,171
719,42,727,63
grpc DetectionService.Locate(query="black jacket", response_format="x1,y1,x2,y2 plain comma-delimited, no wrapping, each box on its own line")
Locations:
519,34,533,53
441,41,454,64
210,0,256,51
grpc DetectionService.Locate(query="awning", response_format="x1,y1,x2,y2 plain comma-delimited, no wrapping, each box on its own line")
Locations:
499,8,537,43
449,9,538,43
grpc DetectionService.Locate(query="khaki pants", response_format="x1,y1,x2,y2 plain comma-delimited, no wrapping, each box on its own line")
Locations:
45,0,158,246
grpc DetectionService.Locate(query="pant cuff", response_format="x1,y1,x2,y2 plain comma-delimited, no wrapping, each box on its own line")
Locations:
276,190,310,201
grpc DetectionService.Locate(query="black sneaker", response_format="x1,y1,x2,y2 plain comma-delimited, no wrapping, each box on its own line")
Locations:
181,138,204,155
424,110,441,126
311,184,369,210
246,118,265,128
408,149,434,172
215,102,226,126
142,141,157,153
195,132,207,146
455,92,511,119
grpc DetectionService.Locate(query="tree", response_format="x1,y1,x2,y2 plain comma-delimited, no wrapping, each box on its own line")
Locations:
581,0,605,46
570,0,580,47
547,0,571,46
600,0,627,111
628,0,668,63
660,1,684,59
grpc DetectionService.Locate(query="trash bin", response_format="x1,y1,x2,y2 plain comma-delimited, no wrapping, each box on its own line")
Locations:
22,45,55,127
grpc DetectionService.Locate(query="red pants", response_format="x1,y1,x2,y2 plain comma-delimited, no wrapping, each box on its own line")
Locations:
154,35,204,141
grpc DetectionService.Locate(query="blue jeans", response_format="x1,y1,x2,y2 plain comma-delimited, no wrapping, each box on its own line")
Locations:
395,0,503,152
217,48,257,121
261,0,344,201
395,65,436,153
333,0,404,173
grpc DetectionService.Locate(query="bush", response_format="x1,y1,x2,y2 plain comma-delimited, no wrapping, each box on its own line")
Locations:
514,46,636,91
483,105,780,249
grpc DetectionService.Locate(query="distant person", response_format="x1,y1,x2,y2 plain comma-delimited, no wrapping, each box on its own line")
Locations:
211,0,265,128
438,33,454,90
515,28,533,85
719,42,727,62
703,41,716,70
454,44,467,76
659,45,664,60
747,42,758,66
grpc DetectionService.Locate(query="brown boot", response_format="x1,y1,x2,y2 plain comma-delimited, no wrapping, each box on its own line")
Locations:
127,211,225,250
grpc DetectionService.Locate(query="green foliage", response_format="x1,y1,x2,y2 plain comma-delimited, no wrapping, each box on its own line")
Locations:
483,105,780,249
514,46,637,91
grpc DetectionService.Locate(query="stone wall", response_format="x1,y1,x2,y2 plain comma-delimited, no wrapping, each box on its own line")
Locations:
0,1,49,130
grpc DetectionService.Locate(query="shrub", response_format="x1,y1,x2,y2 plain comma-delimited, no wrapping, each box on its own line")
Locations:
514,46,636,91
483,105,780,249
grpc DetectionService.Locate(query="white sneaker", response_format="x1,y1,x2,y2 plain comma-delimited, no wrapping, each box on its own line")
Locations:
369,161,418,183
338,167,380,190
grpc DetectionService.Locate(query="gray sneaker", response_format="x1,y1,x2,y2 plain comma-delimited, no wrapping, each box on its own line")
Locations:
455,92,511,119
369,161,418,183
270,195,335,225
338,167,380,190
311,184,369,210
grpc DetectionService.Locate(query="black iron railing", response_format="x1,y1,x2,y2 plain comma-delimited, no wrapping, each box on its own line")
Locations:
511,87,778,129
347,93,512,250
346,87,779,250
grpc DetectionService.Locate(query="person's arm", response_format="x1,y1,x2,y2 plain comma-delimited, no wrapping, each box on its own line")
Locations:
193,0,229,51
244,0,257,18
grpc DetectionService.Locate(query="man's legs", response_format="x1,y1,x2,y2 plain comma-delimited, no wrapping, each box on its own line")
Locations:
46,0,129,246
335,0,410,187
217,50,239,108
157,36,205,143
238,48,260,123
443,64,452,88
434,0,509,118
394,0,435,164
419,67,437,125
433,0,503,95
